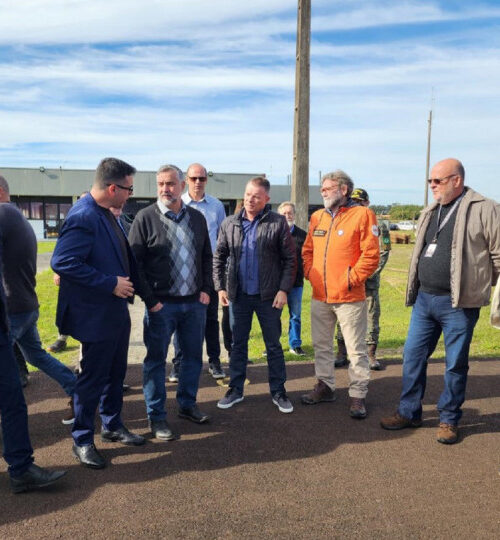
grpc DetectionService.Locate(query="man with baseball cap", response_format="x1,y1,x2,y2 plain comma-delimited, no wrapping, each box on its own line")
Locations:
335,188,391,370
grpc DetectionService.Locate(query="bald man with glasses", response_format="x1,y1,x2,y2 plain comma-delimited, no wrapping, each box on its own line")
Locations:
381,158,500,444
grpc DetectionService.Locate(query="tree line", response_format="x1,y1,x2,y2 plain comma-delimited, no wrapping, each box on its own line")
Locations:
370,204,423,221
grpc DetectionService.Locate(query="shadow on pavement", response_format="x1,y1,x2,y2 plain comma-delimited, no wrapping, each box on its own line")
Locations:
1,362,498,526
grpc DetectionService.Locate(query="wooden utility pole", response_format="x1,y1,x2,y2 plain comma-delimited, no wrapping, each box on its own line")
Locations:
291,0,311,230
424,107,433,207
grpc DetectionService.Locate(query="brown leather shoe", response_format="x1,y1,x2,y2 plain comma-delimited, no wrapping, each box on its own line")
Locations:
349,397,367,419
301,380,336,405
437,423,458,444
380,412,422,430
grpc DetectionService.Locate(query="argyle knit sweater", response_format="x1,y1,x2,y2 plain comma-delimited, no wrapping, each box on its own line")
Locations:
129,204,213,309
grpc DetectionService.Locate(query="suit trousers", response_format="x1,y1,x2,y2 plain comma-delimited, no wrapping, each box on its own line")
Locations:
0,331,34,477
311,298,370,398
72,315,131,446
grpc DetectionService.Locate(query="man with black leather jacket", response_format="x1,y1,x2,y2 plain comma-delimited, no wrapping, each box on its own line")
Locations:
213,176,296,413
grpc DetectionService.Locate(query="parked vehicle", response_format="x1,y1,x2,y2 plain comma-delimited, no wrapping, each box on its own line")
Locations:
396,220,415,230
389,223,399,231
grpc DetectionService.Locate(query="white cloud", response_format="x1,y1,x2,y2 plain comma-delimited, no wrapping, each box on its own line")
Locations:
0,1,499,204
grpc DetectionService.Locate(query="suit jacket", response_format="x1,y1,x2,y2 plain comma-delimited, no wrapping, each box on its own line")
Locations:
51,194,138,343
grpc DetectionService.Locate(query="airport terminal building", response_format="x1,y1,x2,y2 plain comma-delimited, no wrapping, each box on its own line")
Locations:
1,166,323,239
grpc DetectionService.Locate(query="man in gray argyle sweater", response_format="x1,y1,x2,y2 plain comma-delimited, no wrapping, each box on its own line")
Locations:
129,164,213,441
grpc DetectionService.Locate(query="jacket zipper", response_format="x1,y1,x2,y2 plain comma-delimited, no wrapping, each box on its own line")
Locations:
322,211,335,299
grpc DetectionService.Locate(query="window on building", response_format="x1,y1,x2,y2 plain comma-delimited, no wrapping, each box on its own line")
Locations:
30,201,44,220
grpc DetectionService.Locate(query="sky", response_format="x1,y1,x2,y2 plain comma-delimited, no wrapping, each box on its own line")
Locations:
1,0,499,205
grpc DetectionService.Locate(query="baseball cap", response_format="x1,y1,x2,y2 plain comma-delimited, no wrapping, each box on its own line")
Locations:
352,188,369,202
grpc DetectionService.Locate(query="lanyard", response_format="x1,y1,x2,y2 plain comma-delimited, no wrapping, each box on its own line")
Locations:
431,192,464,243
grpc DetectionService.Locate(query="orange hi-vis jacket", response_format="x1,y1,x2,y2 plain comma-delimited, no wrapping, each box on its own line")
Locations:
302,205,380,303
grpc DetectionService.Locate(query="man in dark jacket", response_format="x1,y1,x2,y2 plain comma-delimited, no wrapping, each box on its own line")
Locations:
52,157,144,470
0,244,67,493
213,177,296,413
277,201,307,356
129,164,212,441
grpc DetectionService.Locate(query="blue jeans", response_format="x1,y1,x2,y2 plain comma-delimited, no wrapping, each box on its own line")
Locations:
0,330,34,477
9,310,76,397
398,292,479,425
229,293,287,395
287,286,303,348
172,287,221,367
143,301,206,420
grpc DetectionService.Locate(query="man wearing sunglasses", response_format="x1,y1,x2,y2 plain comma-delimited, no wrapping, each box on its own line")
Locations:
381,158,500,444
167,163,227,383
52,157,144,469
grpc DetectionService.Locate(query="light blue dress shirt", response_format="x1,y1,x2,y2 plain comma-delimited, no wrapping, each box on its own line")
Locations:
181,192,226,252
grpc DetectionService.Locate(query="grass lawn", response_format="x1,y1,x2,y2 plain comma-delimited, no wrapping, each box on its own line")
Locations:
37,240,57,254
34,243,500,369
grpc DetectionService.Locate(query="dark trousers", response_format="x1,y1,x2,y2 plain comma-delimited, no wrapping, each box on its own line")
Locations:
72,316,131,446
0,331,34,477
172,288,221,366
221,305,232,354
229,293,287,395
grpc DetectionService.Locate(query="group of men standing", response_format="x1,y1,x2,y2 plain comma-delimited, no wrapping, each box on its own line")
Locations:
1,156,499,493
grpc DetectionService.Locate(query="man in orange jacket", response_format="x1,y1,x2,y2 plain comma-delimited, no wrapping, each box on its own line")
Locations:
301,170,379,418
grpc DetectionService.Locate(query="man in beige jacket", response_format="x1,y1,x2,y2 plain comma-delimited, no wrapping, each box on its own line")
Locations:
381,158,500,444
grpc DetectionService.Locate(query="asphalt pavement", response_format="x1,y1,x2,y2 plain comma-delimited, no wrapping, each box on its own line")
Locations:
5,251,497,538
1,353,499,538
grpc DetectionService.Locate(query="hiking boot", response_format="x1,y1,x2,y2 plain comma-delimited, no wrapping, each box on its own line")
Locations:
272,392,294,413
217,388,244,409
349,397,367,419
437,423,458,445
334,340,348,367
208,362,226,379
368,343,382,370
301,380,336,405
289,346,306,356
380,412,422,430
47,338,67,353
168,364,179,383
61,399,75,425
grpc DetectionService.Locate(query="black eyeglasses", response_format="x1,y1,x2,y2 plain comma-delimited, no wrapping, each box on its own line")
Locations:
188,176,207,182
427,174,455,185
106,183,134,194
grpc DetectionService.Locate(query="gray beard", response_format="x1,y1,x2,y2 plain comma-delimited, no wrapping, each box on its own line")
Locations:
323,193,343,210
163,197,179,208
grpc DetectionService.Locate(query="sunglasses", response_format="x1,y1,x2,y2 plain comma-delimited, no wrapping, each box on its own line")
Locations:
107,183,134,194
188,176,207,182
427,174,455,185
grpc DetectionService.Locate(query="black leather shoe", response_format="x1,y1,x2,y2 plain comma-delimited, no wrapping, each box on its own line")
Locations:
178,405,210,424
10,464,67,494
101,426,145,446
150,420,179,441
72,443,106,469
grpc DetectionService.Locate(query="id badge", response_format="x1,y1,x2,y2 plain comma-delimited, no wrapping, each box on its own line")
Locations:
424,243,437,257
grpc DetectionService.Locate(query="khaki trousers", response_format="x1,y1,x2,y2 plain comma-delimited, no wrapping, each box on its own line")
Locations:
311,298,370,398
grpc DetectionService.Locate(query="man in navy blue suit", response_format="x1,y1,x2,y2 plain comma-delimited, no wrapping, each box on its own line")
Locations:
52,157,145,469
